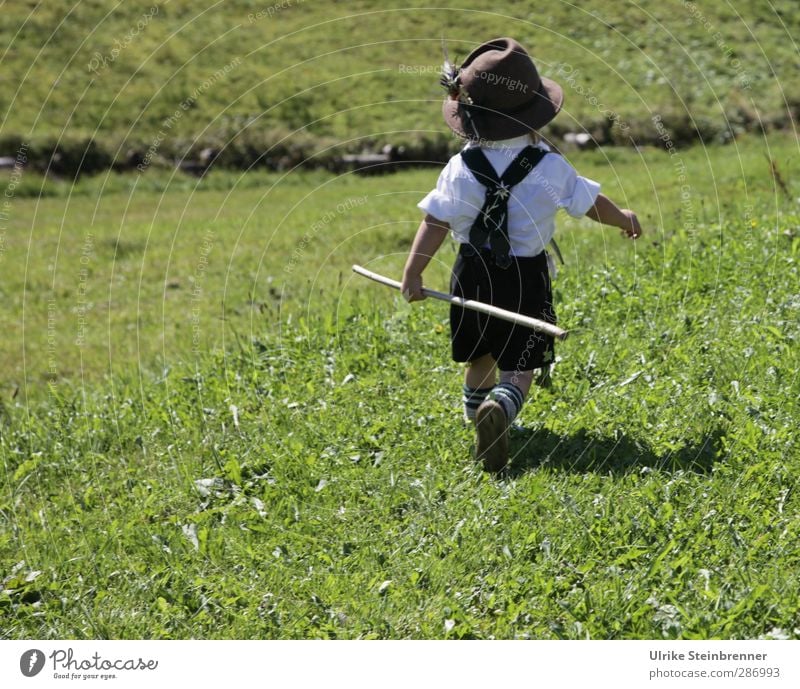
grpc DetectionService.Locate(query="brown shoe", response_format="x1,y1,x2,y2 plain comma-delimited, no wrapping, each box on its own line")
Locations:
475,399,509,473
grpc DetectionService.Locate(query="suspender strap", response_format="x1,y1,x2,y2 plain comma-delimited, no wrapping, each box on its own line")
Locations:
460,145,547,269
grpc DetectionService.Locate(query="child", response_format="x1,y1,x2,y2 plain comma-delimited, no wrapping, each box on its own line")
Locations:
401,37,642,473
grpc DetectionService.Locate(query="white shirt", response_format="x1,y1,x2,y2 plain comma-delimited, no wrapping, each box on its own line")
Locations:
418,135,601,257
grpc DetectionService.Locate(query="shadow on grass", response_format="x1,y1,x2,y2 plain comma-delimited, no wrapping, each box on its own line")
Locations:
506,426,726,478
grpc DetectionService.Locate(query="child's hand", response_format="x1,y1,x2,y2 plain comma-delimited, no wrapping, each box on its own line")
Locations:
586,195,642,239
620,210,642,239
401,272,426,302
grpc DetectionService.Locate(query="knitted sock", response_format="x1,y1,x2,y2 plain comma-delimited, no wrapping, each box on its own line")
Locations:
491,382,525,425
463,385,493,422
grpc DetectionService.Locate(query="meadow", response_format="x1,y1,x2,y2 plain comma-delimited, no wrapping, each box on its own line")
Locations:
2,0,799,643
1,1,798,171
1,129,799,638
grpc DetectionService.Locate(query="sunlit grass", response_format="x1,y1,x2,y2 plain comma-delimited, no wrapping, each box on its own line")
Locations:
1,132,799,639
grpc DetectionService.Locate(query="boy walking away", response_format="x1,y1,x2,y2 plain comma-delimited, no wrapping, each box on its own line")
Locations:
401,37,642,473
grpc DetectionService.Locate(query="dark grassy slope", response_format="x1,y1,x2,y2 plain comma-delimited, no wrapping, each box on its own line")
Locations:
1,1,798,171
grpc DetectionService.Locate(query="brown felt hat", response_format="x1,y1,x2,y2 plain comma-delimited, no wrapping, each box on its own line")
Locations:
442,37,563,141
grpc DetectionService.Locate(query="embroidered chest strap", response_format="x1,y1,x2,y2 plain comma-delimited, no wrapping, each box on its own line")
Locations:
460,145,547,268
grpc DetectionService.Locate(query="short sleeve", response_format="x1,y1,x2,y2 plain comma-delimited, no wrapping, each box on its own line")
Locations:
555,158,601,217
563,175,601,217
417,159,461,223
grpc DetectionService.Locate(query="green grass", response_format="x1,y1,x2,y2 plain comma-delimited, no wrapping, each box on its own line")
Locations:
1,131,799,638
1,131,797,394
1,0,798,170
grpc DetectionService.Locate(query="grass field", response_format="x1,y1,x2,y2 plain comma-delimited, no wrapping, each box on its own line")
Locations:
2,0,799,644
2,129,799,638
2,132,797,393
1,1,798,170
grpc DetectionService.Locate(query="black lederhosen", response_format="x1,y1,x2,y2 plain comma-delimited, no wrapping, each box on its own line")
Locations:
450,246,556,371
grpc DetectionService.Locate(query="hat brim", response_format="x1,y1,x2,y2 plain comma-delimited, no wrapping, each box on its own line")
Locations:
443,76,563,140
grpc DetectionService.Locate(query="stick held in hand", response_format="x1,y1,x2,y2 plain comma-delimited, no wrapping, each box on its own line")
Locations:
352,264,568,341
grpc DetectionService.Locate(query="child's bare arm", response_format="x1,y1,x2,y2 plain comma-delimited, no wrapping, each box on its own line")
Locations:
401,214,450,301
586,193,642,238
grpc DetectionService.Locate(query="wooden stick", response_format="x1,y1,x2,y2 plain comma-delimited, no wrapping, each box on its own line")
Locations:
352,265,568,341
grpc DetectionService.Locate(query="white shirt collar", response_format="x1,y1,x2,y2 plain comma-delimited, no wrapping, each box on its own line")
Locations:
465,135,550,151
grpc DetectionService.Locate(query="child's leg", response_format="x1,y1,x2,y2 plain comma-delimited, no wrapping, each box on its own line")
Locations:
492,369,534,426
465,352,496,388
462,353,496,422
474,369,534,473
